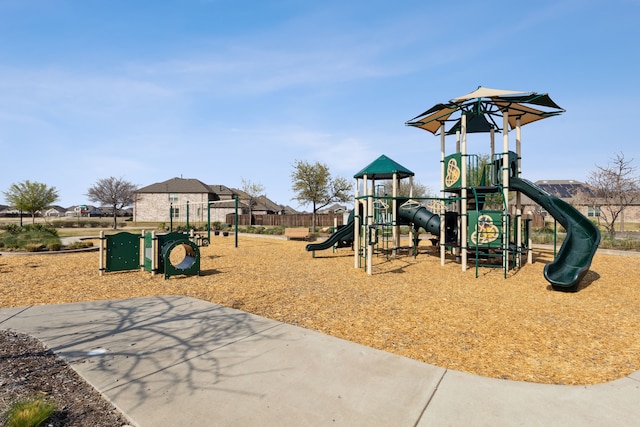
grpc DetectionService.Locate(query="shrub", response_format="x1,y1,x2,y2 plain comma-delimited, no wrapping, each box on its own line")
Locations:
0,225,61,251
49,219,123,228
24,243,44,252
22,224,58,236
1,224,21,234
399,225,412,235
265,226,285,235
599,237,640,251
2,397,57,427
46,242,62,251
66,241,94,250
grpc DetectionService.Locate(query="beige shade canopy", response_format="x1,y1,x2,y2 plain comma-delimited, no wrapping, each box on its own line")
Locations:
405,86,565,135
452,87,524,101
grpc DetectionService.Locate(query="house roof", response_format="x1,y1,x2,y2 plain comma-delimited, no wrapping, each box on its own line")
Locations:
320,203,348,213
45,205,66,212
281,205,300,214
255,195,283,212
534,180,595,199
228,189,284,213
210,199,249,209
136,177,214,194
208,184,235,197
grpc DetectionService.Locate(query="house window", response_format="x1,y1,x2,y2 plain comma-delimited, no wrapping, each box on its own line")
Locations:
169,194,179,202
172,207,180,218
588,206,600,218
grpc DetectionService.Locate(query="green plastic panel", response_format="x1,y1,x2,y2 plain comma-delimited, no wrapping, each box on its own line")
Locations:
105,232,141,272
444,153,462,189
468,211,502,248
144,232,154,272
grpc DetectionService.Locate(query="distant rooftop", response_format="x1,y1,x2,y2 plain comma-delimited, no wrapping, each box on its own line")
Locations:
136,177,213,194
535,180,595,198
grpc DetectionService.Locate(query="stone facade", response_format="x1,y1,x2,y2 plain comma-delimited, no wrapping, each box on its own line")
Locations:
133,177,276,224
134,192,212,223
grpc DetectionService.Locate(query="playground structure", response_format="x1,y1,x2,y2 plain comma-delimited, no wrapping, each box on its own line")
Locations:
99,230,202,279
309,87,601,291
98,197,242,278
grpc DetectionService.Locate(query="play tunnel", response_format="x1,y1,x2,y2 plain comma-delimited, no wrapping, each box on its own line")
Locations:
156,232,201,279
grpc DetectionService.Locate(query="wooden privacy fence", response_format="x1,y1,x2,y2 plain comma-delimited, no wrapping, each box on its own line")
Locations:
226,213,344,227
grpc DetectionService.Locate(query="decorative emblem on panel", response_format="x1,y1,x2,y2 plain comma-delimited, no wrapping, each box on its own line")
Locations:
471,214,500,244
445,158,461,187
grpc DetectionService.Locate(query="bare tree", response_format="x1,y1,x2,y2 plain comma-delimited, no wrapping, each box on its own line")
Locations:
86,177,137,229
240,178,265,226
291,160,352,232
585,153,640,237
3,180,59,225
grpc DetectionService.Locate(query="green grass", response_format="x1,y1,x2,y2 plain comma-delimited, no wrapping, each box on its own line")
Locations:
0,224,61,252
2,398,57,427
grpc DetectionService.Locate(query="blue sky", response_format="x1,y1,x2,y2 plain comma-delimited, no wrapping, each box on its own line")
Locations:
1,0,638,210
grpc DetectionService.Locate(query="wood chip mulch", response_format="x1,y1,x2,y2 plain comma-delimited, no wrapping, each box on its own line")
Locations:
1,235,639,386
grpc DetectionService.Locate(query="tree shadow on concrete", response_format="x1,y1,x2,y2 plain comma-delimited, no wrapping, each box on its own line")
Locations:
2,296,289,413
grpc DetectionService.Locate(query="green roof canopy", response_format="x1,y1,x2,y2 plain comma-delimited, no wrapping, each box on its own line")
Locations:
354,154,414,180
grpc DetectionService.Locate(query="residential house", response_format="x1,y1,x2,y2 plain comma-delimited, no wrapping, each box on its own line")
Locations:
319,203,349,214
0,206,22,217
134,178,224,223
133,177,290,224
281,205,299,215
65,205,95,217
515,179,640,228
43,206,66,217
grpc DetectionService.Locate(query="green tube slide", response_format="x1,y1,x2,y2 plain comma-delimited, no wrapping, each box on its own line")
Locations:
510,177,601,292
397,204,440,235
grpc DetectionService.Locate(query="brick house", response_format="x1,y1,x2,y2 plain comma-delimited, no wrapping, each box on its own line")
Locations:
515,179,640,229
133,177,288,224
134,178,233,223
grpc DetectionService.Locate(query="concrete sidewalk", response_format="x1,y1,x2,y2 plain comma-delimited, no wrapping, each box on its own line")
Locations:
1,296,639,426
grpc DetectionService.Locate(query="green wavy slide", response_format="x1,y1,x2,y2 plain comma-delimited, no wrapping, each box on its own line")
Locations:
510,177,601,292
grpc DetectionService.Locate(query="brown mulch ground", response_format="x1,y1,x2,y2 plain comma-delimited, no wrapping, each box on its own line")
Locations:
1,235,639,386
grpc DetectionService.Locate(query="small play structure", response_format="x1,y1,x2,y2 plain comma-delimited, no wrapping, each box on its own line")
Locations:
309,87,601,291
99,230,201,279
98,197,236,278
